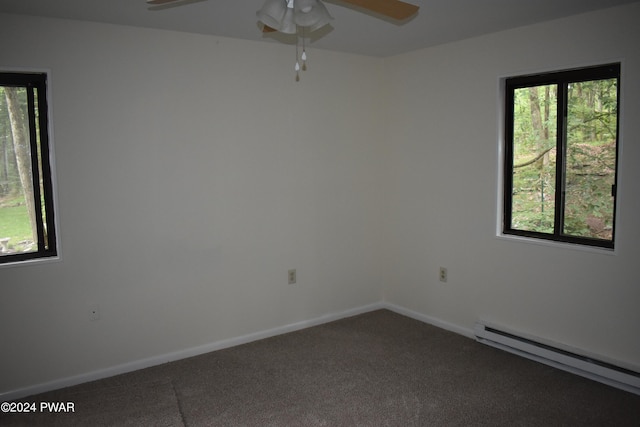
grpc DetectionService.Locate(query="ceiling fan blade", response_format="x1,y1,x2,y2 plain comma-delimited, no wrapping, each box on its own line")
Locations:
262,25,278,33
146,0,182,5
339,0,419,20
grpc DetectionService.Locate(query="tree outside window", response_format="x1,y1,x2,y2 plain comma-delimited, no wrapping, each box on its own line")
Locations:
0,72,57,264
503,64,620,249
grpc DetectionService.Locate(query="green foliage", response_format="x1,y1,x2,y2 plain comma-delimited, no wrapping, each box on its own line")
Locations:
0,196,34,252
1,86,38,254
510,78,617,240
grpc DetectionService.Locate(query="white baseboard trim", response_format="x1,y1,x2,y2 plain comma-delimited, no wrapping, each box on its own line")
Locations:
381,302,475,339
2,302,385,402
9,302,635,401
5,302,635,401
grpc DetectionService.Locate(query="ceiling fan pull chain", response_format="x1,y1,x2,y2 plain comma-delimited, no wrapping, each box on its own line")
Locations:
301,27,308,71
295,25,301,81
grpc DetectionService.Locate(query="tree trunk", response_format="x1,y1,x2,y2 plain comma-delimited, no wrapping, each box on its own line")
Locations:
528,87,544,143
528,87,548,211
4,87,38,244
0,93,8,196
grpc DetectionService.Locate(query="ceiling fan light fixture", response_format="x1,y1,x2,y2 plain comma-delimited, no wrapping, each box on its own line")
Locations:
293,0,332,29
279,6,298,34
257,0,332,33
256,0,288,30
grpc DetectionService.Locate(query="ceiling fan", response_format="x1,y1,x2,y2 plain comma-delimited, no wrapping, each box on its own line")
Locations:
146,0,419,80
146,0,420,28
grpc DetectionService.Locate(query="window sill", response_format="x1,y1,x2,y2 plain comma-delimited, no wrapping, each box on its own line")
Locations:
496,233,616,256
0,255,61,269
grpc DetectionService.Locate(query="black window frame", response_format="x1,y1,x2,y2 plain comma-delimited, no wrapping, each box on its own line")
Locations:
503,63,620,249
0,71,58,265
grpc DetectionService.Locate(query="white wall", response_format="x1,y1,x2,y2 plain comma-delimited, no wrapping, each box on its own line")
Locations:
1,2,639,397
0,15,387,395
383,3,640,369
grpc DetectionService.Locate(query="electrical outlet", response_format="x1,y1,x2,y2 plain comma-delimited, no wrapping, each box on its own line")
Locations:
439,267,448,283
288,269,297,285
89,304,100,321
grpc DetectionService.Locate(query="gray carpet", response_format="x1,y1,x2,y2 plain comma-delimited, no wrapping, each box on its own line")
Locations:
2,310,639,426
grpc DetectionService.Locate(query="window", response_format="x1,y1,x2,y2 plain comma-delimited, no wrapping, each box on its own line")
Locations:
503,63,620,249
0,72,57,264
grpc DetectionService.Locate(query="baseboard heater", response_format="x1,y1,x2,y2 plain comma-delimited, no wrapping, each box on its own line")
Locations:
474,321,640,395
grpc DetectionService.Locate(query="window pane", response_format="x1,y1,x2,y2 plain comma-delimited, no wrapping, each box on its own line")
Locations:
0,86,38,255
563,78,617,241
511,85,557,234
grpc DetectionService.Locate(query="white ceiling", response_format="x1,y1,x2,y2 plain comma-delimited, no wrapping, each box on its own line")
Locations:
1,0,637,57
